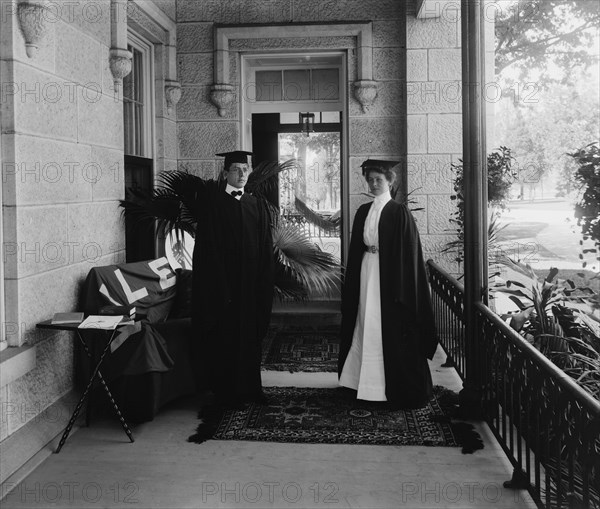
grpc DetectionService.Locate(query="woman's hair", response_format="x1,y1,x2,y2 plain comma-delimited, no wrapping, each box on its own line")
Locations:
363,166,396,184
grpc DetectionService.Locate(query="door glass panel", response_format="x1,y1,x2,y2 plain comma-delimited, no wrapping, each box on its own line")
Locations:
278,132,341,263
321,111,340,123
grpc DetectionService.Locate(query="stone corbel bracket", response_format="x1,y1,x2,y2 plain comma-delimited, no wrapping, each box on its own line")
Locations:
109,47,133,83
354,80,378,113
210,84,236,117
16,0,49,58
212,22,377,116
165,79,182,114
109,0,132,85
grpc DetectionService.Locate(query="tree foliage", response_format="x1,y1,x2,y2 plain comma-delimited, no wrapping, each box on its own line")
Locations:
569,142,600,266
495,72,600,199
280,132,341,211
495,0,600,85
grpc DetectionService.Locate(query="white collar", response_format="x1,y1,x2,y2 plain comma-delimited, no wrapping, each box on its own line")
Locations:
373,190,392,206
225,184,244,199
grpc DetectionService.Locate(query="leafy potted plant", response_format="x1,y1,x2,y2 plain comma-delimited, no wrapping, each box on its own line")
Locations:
120,160,340,301
491,256,600,506
493,256,600,398
443,146,518,267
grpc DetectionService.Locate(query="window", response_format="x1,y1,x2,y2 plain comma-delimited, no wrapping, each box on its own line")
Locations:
0,183,5,351
123,33,154,158
123,31,155,262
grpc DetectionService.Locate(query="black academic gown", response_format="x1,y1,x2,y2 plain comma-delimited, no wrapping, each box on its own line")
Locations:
191,181,274,401
338,199,438,407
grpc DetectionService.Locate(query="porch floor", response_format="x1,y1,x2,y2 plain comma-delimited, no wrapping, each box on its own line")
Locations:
1,347,536,509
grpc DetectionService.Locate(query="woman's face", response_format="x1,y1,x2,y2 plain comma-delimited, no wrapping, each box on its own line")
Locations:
365,170,391,196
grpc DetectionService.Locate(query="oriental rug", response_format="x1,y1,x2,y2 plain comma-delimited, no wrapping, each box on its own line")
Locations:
188,386,483,454
261,326,339,372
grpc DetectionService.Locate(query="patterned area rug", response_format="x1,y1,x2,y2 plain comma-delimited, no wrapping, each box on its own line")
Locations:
261,326,339,372
189,386,483,453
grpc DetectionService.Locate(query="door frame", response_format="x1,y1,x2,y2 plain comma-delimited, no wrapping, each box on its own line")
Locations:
240,51,350,264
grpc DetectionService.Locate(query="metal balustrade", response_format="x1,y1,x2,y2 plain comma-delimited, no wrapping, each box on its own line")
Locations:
428,260,466,379
427,260,600,509
282,213,340,239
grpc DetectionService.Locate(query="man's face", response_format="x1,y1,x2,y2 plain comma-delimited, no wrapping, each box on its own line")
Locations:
224,163,251,189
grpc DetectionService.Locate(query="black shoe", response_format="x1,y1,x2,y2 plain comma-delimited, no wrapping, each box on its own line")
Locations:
253,391,271,406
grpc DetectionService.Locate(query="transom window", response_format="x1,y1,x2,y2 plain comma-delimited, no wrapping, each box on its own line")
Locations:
244,53,345,114
255,68,340,102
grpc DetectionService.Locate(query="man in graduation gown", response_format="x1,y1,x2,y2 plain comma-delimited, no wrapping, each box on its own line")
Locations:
191,151,274,406
338,159,438,408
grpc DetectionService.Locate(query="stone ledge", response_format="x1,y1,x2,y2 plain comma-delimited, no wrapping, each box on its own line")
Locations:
0,345,36,389
0,391,81,488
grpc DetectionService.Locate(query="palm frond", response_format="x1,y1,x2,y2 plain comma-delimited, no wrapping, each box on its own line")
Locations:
156,171,209,219
497,255,538,279
272,221,340,298
294,196,340,233
120,163,344,301
120,171,208,237
246,159,298,197
273,265,310,302
120,187,195,237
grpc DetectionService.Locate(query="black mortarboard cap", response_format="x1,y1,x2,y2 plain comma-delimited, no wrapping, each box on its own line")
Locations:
360,159,400,175
216,150,253,168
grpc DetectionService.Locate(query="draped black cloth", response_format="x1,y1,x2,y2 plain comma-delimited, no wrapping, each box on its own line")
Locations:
191,181,274,402
338,200,438,407
81,257,178,374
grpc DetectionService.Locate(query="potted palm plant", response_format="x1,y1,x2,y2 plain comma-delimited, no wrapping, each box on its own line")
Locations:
120,160,340,301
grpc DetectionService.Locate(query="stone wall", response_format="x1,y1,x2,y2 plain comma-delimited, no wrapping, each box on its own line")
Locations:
0,0,124,468
0,0,183,480
175,1,495,273
406,5,496,274
176,0,406,233
406,8,462,273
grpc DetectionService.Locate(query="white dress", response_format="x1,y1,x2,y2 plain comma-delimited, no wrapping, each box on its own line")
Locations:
339,191,391,401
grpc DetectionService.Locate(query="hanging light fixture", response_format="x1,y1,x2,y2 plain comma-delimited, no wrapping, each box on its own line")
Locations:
299,112,315,137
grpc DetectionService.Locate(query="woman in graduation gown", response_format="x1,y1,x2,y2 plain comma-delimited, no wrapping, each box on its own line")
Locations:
338,159,438,408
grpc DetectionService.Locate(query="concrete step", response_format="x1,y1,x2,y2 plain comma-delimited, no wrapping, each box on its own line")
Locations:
271,300,341,327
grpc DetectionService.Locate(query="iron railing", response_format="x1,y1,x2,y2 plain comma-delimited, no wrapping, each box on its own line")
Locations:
428,259,466,379
427,260,600,509
282,213,339,238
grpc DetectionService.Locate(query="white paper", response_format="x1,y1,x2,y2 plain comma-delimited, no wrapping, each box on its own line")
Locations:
78,315,125,330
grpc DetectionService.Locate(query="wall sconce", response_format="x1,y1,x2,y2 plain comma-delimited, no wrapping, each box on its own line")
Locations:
299,112,315,137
